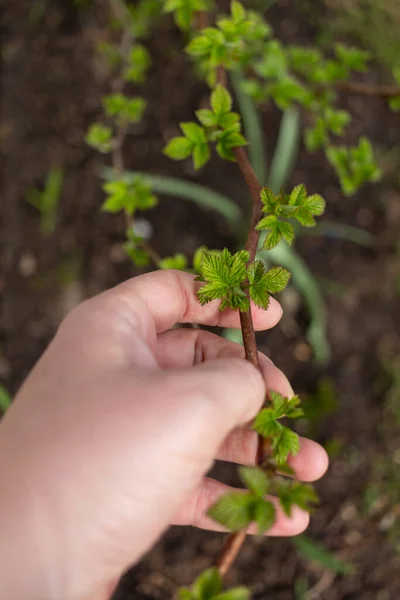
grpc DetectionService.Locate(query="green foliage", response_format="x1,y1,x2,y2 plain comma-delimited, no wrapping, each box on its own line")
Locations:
165,85,247,167
163,0,211,31
85,123,113,153
326,137,381,195
275,480,319,516
103,93,146,124
159,253,188,270
178,568,250,600
253,391,303,466
195,249,290,311
208,467,276,534
102,176,157,216
256,185,325,250
0,385,12,413
293,535,354,575
123,44,151,83
123,229,151,267
25,167,64,235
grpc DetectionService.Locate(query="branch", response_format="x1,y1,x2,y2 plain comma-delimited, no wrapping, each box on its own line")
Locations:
334,80,400,98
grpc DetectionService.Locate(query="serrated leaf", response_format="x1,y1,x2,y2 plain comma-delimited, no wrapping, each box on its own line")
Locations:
270,391,303,419
181,122,207,144
239,466,269,497
263,267,291,294
254,498,276,534
277,221,295,245
256,214,278,230
211,84,232,116
263,227,281,250
252,409,282,438
193,568,221,599
289,184,307,206
207,492,254,531
272,426,300,465
193,143,211,170
196,108,217,127
276,481,319,516
260,188,278,212
164,136,193,160
304,194,325,216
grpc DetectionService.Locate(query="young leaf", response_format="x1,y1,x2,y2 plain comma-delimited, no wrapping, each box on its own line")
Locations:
211,84,232,116
215,587,250,600
193,143,211,170
276,481,319,517
207,492,254,531
181,122,207,144
196,108,217,127
231,0,246,25
159,253,188,270
196,249,249,310
164,137,193,160
239,466,269,497
272,426,300,465
252,409,282,438
254,498,276,534
192,567,221,599
270,391,303,419
85,123,113,153
262,266,291,294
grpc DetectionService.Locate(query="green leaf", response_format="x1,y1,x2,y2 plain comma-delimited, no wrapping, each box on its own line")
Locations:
277,221,295,245
193,143,211,170
85,123,113,153
164,136,193,160
186,34,212,56
289,184,307,207
252,408,282,438
123,43,151,82
192,568,221,599
260,188,278,213
181,122,207,144
215,587,250,600
102,177,157,216
389,96,400,112
207,492,254,531
270,391,303,419
254,498,276,534
196,108,217,127
293,535,354,575
178,589,193,600
103,94,146,123
0,385,12,412
159,253,188,270
231,0,246,25
211,85,232,116
124,244,150,267
272,426,300,465
262,266,291,293
276,481,319,516
239,466,269,497
197,249,249,310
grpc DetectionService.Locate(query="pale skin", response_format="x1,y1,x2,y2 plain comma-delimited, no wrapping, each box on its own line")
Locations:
0,270,328,600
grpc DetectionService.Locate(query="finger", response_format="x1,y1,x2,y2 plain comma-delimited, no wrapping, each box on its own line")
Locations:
78,270,283,341
217,432,329,482
173,478,309,537
155,329,293,402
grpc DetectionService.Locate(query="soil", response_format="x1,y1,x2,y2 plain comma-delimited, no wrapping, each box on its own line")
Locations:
1,1,400,598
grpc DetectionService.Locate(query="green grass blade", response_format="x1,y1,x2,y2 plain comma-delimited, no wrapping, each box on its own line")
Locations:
231,71,267,183
293,535,354,575
267,108,300,193
103,168,242,229
259,240,330,363
297,220,374,247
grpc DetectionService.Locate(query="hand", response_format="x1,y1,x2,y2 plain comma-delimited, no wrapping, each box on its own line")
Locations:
0,270,328,600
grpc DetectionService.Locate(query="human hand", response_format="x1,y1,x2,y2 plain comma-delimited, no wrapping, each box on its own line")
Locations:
0,270,328,600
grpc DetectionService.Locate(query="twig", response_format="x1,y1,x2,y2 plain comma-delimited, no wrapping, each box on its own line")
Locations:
334,80,400,98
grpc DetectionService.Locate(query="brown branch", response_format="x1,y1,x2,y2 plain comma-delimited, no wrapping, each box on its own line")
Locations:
334,80,400,98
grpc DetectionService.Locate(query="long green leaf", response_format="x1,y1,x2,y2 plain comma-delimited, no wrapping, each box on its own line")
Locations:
267,108,300,193
293,535,354,575
297,220,374,247
231,71,267,183
103,168,242,229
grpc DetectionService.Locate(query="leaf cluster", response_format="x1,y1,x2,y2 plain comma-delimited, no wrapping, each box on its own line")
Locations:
163,0,212,31
252,391,303,466
207,467,276,534
103,93,146,124
179,568,249,600
164,85,247,168
196,248,290,311
326,137,381,196
256,184,325,250
102,175,157,216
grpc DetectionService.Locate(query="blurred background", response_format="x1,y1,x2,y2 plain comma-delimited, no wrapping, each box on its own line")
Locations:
1,1,400,598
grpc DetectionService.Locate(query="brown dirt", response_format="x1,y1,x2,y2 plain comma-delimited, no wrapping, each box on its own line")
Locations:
1,1,400,598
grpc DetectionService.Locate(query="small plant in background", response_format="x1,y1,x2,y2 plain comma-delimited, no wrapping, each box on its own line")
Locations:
25,167,64,236
83,0,400,595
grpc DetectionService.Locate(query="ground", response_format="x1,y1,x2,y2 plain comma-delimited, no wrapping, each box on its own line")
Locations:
1,1,400,598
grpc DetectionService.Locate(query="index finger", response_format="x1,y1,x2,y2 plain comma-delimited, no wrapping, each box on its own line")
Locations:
97,269,283,337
